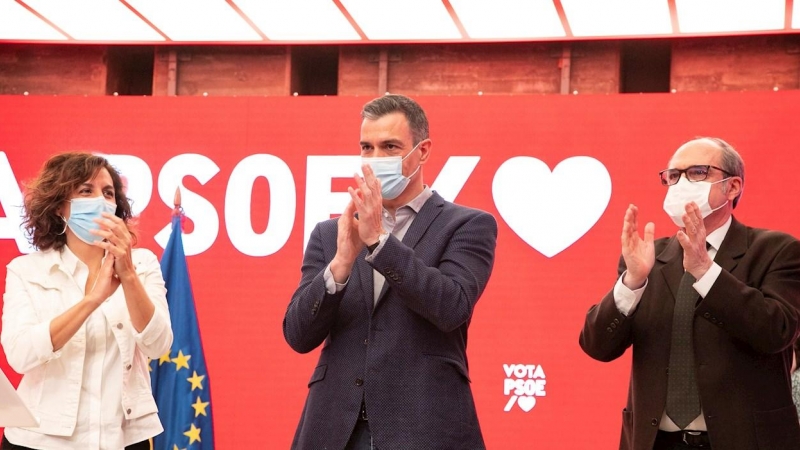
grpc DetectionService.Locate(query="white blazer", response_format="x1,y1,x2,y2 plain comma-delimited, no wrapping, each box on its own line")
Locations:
1,248,173,437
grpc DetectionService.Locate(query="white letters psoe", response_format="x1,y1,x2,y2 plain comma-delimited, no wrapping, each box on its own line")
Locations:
226,154,296,257
154,154,220,256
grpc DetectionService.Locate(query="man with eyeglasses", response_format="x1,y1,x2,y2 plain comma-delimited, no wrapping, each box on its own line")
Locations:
580,137,800,450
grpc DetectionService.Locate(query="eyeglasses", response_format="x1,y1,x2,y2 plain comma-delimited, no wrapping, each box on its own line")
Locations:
658,165,733,186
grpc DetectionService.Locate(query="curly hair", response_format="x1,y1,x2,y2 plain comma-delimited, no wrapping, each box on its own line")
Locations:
23,152,136,251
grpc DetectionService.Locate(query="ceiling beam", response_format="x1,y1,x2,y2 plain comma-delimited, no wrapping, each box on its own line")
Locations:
15,0,72,40
552,0,573,38
121,0,171,41
332,0,367,41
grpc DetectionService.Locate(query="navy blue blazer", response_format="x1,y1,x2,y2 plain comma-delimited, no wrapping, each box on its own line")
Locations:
284,192,497,450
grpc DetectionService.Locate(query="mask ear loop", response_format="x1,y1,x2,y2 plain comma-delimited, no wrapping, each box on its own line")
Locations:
401,140,425,180
58,215,68,235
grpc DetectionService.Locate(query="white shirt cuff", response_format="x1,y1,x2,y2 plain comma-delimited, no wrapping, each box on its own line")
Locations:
693,262,722,298
323,264,348,294
614,271,648,316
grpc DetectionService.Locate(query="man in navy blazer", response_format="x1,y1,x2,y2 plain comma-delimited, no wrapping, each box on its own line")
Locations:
284,94,497,449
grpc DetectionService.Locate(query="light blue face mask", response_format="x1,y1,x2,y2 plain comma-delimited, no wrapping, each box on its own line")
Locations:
65,196,118,244
362,141,422,200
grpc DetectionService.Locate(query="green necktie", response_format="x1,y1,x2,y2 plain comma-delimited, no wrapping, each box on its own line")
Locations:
665,269,703,429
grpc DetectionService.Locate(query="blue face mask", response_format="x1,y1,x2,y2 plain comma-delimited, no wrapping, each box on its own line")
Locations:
66,196,117,244
362,141,422,200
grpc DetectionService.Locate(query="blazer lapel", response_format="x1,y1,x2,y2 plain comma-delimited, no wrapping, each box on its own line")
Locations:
355,248,374,316
713,217,747,275
657,236,685,302
374,192,445,309
400,192,444,250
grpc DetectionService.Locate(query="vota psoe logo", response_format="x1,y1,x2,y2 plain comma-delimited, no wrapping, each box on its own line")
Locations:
503,364,546,412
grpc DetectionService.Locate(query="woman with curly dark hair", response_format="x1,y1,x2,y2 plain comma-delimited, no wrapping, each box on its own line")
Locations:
1,152,173,450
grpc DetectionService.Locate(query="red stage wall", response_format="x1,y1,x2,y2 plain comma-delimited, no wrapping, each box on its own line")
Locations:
1,92,799,448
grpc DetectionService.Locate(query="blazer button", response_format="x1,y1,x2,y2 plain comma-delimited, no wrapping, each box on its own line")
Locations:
613,318,620,324
610,323,617,329
126,364,132,370
126,408,132,414
710,318,717,324
703,313,711,319
606,327,613,333
355,378,364,386
363,339,368,345
651,418,658,426
116,323,123,329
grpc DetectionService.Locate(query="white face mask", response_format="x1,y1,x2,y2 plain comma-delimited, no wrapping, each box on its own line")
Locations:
663,176,729,227
362,141,422,200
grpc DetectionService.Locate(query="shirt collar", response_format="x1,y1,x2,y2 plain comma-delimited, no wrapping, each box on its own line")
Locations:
706,216,732,252
58,244,82,275
400,186,433,214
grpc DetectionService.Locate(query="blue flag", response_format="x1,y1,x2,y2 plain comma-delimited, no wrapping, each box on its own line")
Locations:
151,214,215,449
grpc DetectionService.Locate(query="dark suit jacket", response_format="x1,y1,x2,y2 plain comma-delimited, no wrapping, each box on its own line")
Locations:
580,217,800,450
284,192,497,450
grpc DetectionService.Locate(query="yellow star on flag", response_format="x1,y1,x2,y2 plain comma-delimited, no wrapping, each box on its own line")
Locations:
192,396,210,417
187,371,205,391
172,445,186,450
158,352,172,365
172,350,191,371
184,423,202,444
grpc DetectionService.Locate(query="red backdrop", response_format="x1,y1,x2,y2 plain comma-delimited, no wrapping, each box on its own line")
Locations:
1,92,799,448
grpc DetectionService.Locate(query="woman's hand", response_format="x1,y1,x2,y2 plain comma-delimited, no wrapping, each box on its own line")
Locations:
91,212,135,280
86,254,120,305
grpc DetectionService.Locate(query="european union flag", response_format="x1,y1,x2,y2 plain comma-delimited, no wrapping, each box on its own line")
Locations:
151,214,215,449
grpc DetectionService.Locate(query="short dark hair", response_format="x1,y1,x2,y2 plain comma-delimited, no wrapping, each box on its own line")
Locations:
361,94,430,145
23,152,136,251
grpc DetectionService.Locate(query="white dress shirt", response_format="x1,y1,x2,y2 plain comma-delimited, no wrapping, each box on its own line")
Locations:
613,216,732,431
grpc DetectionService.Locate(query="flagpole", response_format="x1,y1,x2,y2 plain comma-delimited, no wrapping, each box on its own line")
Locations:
173,187,182,217
151,184,215,449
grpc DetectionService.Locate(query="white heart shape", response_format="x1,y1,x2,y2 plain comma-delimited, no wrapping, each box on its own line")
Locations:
517,396,536,412
492,156,611,257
